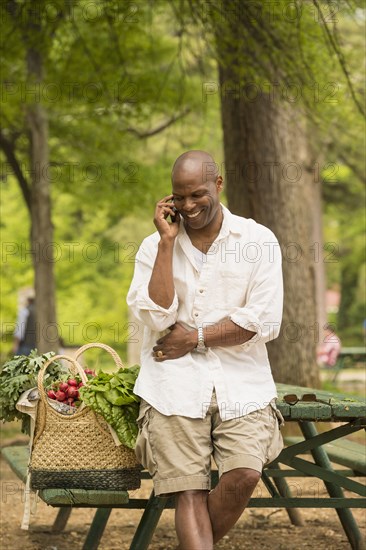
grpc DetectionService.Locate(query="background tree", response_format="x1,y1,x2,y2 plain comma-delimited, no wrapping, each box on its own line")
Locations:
183,0,364,385
0,0,202,352
1,1,363,381
315,14,365,345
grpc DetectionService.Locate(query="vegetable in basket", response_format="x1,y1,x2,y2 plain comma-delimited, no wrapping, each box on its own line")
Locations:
79,365,140,449
0,351,64,434
46,369,95,409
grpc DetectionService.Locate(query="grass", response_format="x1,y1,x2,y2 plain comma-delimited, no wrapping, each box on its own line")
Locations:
321,380,339,393
320,370,365,398
0,420,29,445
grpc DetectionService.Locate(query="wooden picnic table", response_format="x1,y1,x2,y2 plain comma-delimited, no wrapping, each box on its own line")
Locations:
339,347,366,360
322,346,366,382
2,382,366,550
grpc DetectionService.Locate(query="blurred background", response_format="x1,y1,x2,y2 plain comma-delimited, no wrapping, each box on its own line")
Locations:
0,0,365,388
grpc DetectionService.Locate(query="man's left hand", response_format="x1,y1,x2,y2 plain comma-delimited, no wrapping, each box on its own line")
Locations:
153,323,197,361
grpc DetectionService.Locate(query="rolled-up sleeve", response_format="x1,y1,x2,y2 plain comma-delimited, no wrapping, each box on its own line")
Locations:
126,237,179,332
229,231,283,349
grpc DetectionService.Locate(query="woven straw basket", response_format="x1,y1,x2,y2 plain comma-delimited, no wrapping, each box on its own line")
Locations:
29,343,141,491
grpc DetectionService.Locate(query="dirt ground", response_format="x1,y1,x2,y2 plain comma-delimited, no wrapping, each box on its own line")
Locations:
1,433,365,550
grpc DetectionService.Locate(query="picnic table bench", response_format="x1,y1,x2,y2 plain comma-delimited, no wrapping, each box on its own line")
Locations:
283,437,366,476
2,383,366,550
327,347,366,382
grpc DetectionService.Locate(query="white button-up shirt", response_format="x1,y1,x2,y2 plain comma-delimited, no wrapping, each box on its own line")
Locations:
127,205,283,420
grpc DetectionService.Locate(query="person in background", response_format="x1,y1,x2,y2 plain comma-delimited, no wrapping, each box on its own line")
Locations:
13,296,37,355
317,323,341,368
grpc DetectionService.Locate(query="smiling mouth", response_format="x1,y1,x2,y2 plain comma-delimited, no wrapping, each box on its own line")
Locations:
186,209,203,219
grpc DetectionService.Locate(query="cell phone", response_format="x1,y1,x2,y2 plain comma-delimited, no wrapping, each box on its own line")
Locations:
170,206,178,223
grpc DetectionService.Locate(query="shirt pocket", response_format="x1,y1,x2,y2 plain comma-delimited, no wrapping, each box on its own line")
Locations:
265,402,285,464
136,399,152,429
213,271,250,310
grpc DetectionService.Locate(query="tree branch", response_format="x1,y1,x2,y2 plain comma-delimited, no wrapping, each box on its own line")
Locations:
126,108,191,138
70,19,112,101
312,0,365,118
0,130,31,213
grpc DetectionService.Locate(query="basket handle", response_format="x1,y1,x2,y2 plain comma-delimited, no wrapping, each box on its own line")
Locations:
37,354,88,405
34,355,95,447
75,342,124,370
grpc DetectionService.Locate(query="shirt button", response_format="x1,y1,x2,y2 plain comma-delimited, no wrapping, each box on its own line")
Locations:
194,313,199,317
199,289,204,293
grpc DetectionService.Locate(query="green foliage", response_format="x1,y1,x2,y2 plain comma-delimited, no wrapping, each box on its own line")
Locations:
0,0,222,358
322,159,365,344
0,177,33,341
183,0,365,344
0,351,64,433
1,0,363,353
185,0,364,117
1,0,208,217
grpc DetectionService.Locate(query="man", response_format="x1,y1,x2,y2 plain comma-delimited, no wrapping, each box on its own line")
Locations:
13,296,37,355
317,323,341,369
127,150,284,549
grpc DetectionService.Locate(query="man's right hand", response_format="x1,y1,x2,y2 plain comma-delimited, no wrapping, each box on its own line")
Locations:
153,195,180,240
148,195,178,308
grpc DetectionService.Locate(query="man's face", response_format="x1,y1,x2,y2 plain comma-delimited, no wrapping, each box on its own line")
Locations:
172,171,222,230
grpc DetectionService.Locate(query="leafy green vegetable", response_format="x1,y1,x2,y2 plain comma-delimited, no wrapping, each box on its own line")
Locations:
0,350,65,434
79,365,140,449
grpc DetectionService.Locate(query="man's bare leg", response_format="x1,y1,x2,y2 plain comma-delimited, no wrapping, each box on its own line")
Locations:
208,467,261,543
175,469,260,549
175,489,213,550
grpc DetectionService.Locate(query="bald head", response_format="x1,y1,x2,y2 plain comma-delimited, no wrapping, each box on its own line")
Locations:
170,151,223,231
171,150,219,184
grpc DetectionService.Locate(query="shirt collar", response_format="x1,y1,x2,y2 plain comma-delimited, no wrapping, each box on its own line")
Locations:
218,204,243,239
177,203,243,241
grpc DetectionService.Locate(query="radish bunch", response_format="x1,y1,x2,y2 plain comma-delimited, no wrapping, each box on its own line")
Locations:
47,368,96,407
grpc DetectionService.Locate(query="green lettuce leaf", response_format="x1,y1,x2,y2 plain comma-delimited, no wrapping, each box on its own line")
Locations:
79,365,140,448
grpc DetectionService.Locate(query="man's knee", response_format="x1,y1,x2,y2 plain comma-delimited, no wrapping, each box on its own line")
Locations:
226,467,261,487
218,468,261,502
175,489,209,506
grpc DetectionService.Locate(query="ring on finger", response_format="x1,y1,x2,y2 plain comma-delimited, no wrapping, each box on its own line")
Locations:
157,350,163,358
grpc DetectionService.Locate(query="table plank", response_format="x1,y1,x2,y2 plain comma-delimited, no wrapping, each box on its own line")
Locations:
1,445,28,483
276,383,366,421
40,488,129,507
339,347,366,355
1,446,129,507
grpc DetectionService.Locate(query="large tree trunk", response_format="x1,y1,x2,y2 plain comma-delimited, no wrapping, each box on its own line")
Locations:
27,45,58,354
219,65,319,387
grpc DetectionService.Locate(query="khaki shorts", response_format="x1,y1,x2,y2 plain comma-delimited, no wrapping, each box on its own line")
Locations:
135,391,284,496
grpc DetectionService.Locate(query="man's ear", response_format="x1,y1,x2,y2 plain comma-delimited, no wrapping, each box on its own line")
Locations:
216,175,223,192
